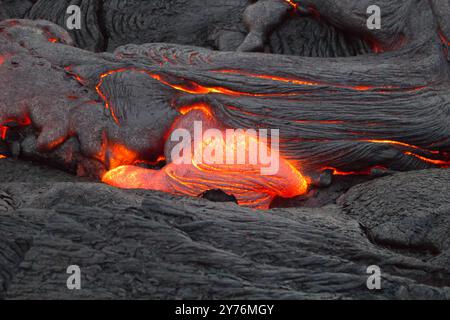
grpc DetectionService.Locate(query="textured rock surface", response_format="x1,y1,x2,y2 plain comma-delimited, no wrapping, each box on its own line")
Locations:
1,17,449,182
1,0,449,300
338,170,450,271
0,159,449,299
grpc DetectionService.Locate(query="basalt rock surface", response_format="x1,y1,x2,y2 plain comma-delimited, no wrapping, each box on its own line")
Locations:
0,13,449,207
0,159,449,299
0,0,449,299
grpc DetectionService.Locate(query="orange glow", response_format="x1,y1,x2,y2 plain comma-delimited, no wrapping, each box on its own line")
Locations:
322,166,387,176
107,143,139,170
94,68,447,207
213,69,400,92
44,135,67,150
1,115,32,140
96,71,121,125
404,152,450,167
214,69,321,86
0,126,7,140
371,42,384,54
0,154,6,159
284,0,298,10
95,68,303,105
65,66,87,84
0,55,4,65
179,103,213,118
103,117,308,209
48,38,58,43
361,139,441,154
148,73,300,97
364,139,419,148
439,30,450,46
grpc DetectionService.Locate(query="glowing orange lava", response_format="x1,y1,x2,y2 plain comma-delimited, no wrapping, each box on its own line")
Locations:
284,0,298,9
322,166,387,176
179,103,213,118
96,71,122,125
0,155,6,159
361,139,440,154
0,126,7,140
1,115,31,140
213,69,401,92
103,107,308,209
96,68,446,208
95,68,305,109
404,152,450,167
108,143,139,169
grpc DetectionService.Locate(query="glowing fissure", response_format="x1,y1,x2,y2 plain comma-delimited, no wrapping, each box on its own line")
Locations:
95,68,304,115
322,166,387,176
94,67,426,128
361,139,441,155
179,104,213,118
284,0,298,10
404,152,450,167
0,126,7,140
96,71,122,125
212,69,419,92
439,30,450,46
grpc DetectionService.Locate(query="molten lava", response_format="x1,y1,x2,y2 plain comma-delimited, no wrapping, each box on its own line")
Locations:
94,67,449,208
213,69,414,92
1,115,31,141
103,111,308,209
0,126,7,140
284,0,298,10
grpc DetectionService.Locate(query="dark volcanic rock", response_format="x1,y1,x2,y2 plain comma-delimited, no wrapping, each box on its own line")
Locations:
0,0,33,21
338,169,450,271
0,0,449,300
0,159,449,299
200,189,238,205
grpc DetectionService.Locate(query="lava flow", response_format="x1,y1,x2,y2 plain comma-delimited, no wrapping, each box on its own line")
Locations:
284,0,298,10
95,67,449,208
213,69,408,92
0,125,7,140
103,105,308,209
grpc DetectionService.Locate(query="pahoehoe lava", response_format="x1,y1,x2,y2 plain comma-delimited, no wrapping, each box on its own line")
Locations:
0,0,450,300
1,0,450,207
